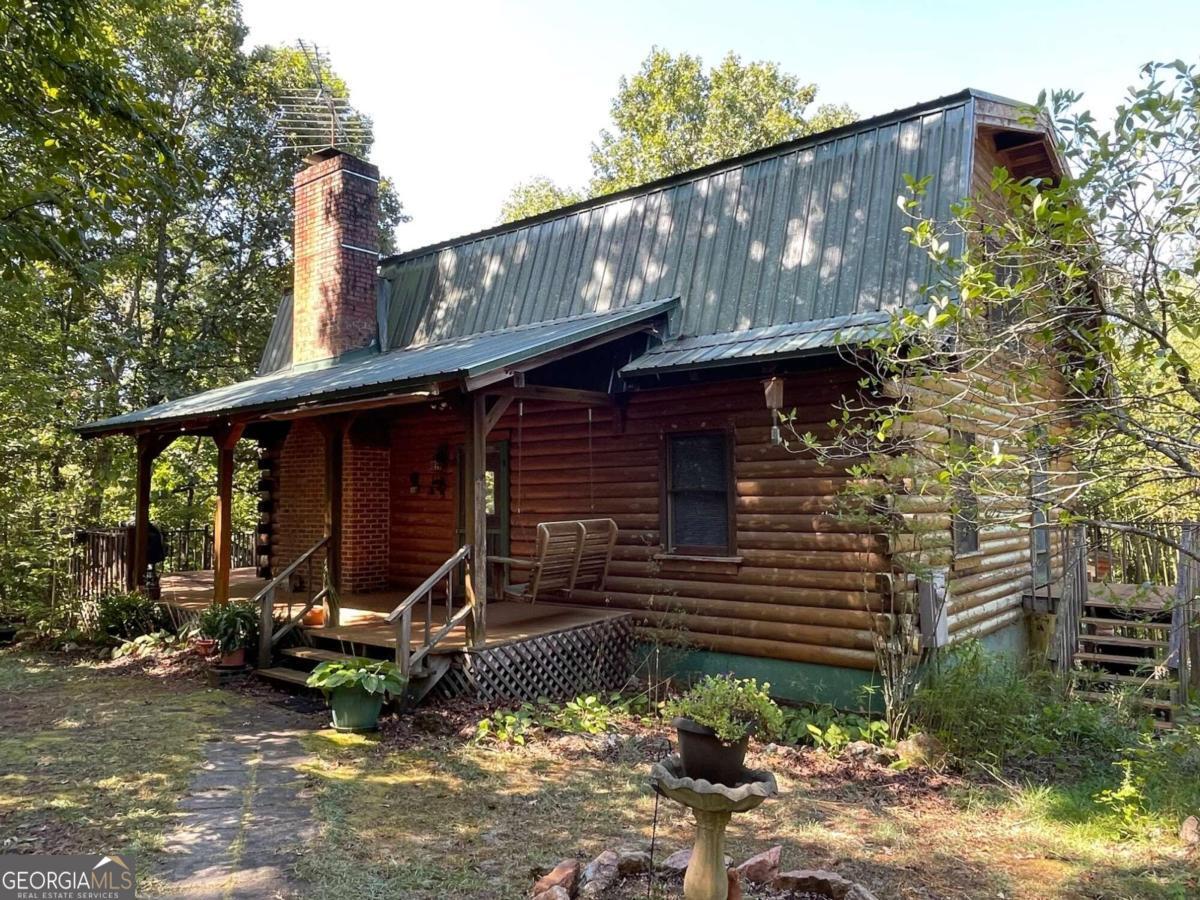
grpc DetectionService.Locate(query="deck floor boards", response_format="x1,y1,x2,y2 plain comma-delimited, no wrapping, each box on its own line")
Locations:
159,567,627,653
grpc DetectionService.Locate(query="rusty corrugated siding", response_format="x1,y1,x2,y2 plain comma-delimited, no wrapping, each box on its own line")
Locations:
381,97,973,352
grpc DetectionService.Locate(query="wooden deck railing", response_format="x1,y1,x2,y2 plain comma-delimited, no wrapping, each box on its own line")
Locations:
385,546,472,679
254,536,330,668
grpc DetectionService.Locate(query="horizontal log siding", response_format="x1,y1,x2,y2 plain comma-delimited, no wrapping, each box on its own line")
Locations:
488,370,884,669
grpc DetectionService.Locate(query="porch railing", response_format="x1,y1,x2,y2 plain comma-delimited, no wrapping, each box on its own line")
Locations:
254,536,330,668
385,546,473,679
69,525,256,600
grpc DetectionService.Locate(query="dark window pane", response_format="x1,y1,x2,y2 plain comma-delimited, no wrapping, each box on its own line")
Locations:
672,492,729,550
670,434,727,491
667,432,731,553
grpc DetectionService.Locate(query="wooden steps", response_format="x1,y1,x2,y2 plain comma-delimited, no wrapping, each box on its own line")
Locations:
1073,690,1175,710
1070,584,1181,727
279,646,357,663
1077,633,1169,649
255,666,313,688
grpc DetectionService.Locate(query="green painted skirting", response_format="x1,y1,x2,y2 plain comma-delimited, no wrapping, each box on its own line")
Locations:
634,642,882,713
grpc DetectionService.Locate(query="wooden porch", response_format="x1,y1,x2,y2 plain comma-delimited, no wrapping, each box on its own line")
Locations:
160,566,634,701
160,566,628,652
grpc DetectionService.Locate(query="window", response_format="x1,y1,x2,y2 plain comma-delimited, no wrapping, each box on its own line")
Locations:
950,428,980,556
665,431,734,556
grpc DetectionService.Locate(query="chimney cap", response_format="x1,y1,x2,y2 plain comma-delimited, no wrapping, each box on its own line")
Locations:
303,146,343,166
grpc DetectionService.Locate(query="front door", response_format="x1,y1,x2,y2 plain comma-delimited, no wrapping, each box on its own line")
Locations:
456,440,510,560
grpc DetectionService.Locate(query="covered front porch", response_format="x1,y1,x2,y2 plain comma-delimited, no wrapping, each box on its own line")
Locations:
78,302,674,701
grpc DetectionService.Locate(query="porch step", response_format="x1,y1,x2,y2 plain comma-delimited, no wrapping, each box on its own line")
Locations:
1073,690,1175,710
254,666,315,690
1078,633,1169,649
1074,650,1166,668
1074,670,1178,689
280,646,355,664
1080,616,1171,630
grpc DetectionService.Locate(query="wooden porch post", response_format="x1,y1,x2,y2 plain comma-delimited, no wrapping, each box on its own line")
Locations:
464,393,488,646
212,423,244,605
131,432,172,590
318,415,349,627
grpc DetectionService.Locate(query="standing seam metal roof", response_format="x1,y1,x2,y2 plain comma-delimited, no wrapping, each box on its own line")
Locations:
80,299,675,435
379,91,980,352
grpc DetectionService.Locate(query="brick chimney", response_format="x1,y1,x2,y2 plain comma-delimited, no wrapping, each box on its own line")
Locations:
292,148,380,366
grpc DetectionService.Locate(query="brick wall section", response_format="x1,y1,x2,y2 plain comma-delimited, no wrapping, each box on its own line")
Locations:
274,421,327,583
292,151,380,365
342,435,390,593
274,419,393,593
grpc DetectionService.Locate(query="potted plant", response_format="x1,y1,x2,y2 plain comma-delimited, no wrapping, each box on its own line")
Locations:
306,657,408,732
664,675,784,786
196,600,258,668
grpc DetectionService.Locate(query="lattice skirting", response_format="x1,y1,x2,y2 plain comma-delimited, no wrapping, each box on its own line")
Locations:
434,615,633,702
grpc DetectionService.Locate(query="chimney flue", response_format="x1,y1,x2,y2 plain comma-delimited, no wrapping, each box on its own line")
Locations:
292,148,380,366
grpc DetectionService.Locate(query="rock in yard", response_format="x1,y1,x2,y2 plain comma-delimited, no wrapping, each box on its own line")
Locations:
532,888,571,900
774,869,857,899
1181,815,1200,845
844,741,897,766
735,845,782,884
578,849,619,898
616,848,651,876
895,732,945,767
532,859,578,897
660,848,733,876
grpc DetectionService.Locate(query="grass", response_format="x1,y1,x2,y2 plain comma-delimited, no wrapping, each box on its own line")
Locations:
0,650,248,860
1,649,1196,899
295,715,1200,899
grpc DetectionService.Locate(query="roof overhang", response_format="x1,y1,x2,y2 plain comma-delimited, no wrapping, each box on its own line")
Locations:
79,298,676,439
620,311,895,377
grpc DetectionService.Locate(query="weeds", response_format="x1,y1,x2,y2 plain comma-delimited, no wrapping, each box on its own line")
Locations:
473,692,654,745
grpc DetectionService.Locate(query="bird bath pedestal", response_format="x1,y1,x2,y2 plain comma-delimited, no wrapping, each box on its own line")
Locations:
649,755,778,900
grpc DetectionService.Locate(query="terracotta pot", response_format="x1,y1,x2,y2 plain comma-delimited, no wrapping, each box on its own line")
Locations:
219,647,246,668
301,606,326,627
193,637,217,657
673,716,749,786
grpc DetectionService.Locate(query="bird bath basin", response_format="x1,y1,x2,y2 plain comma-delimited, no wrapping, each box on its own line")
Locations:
649,755,778,900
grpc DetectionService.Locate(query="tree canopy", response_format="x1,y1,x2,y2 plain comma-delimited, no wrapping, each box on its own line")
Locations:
499,47,855,220
0,0,404,612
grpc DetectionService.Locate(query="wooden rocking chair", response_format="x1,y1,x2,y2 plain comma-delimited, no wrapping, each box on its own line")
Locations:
490,518,618,603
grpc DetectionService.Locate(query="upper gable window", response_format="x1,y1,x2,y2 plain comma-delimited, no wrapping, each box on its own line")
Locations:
665,431,734,556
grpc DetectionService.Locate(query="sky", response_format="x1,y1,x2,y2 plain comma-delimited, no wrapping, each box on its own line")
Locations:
241,0,1200,252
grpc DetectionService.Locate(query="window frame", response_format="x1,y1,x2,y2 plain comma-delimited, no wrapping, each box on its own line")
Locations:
949,428,981,557
662,428,737,558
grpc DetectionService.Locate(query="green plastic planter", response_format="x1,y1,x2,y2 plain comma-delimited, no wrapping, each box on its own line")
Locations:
328,687,384,733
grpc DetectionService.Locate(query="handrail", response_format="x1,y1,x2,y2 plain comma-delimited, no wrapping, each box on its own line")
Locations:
255,535,330,668
385,545,470,624
386,546,471,681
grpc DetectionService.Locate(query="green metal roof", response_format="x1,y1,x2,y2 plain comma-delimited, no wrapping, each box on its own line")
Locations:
380,90,988,353
81,299,674,436
619,310,899,375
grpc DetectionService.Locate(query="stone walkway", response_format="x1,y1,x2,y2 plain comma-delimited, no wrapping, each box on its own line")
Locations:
153,716,317,899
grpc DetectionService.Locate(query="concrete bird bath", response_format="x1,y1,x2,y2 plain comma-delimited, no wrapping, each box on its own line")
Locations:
649,755,778,900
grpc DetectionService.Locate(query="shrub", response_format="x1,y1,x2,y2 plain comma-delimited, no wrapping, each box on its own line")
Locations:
664,675,784,743
306,657,407,699
196,600,259,654
910,641,1136,770
95,590,169,640
782,705,889,752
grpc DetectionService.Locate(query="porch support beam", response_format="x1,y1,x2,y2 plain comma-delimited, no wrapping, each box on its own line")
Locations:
211,422,245,605
131,432,175,590
490,384,614,407
317,415,351,626
463,393,488,646
482,395,513,436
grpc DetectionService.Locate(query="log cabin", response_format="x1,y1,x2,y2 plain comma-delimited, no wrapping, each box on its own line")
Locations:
79,89,1069,707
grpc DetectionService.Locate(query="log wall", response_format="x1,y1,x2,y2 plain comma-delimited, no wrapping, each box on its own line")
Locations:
382,368,886,670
